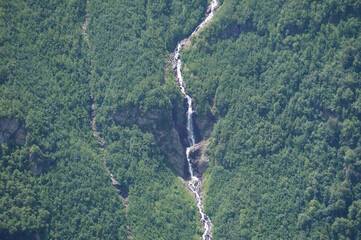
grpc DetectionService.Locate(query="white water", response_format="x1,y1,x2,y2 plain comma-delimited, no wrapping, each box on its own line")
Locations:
173,1,218,239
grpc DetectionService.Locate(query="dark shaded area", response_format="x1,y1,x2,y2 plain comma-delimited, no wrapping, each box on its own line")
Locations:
0,118,25,146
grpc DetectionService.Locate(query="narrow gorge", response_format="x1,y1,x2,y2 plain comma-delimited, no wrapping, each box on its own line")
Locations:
173,1,219,239
83,0,219,239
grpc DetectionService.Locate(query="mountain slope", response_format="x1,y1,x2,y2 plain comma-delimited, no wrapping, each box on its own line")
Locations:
182,0,361,239
0,0,127,239
0,0,208,239
2,0,361,239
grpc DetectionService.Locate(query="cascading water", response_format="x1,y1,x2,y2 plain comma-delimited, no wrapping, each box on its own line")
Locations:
173,1,218,239
83,0,218,238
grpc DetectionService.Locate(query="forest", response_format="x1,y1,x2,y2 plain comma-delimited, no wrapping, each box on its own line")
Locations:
1,0,361,239
182,0,361,238
1,0,206,238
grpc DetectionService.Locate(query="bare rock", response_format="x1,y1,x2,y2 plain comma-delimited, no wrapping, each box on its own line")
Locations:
188,140,210,177
112,107,187,177
156,127,186,177
194,112,216,140
0,117,25,145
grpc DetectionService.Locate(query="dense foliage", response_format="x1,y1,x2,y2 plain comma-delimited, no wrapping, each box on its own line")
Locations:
3,0,361,239
182,0,361,239
86,0,210,238
105,126,200,239
0,0,128,239
1,0,207,239
87,0,207,118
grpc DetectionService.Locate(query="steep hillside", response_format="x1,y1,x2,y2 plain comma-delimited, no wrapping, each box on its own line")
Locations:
2,0,360,239
182,0,361,239
0,0,207,239
0,0,127,239
85,0,210,238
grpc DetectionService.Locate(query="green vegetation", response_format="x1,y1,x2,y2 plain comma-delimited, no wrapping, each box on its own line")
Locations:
1,0,207,239
0,0,127,239
2,0,360,239
87,0,208,118
86,0,209,238
105,126,200,239
182,0,361,239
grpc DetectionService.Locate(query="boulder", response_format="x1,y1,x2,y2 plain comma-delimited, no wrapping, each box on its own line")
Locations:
188,140,210,177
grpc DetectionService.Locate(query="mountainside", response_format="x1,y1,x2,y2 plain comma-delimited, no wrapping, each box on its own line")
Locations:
1,0,361,239
1,0,206,239
0,0,128,239
182,0,361,239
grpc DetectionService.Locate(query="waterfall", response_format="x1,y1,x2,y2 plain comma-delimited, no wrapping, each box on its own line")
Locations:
173,1,218,239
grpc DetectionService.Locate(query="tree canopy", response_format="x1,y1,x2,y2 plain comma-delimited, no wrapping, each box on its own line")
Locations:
182,0,361,239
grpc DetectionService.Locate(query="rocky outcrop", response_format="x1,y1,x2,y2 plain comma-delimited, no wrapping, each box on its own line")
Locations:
187,140,210,177
172,99,188,147
112,106,187,177
157,127,187,177
0,117,25,145
194,112,216,140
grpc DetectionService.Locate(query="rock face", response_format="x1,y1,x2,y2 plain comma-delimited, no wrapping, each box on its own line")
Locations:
112,106,187,177
0,117,25,145
194,112,216,141
187,140,210,177
172,99,188,147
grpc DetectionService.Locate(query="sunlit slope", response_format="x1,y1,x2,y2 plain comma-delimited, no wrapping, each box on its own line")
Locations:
182,0,361,239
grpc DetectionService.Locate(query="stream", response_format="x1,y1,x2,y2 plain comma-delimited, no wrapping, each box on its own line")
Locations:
83,0,219,239
173,1,218,239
